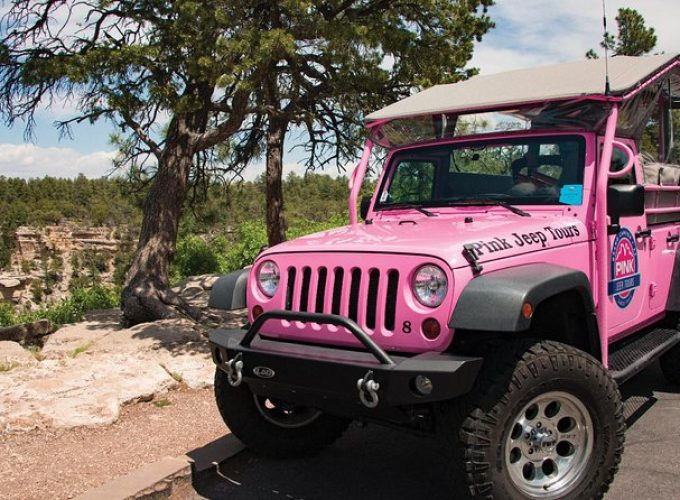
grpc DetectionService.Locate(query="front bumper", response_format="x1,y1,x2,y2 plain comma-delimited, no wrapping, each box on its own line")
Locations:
209,311,482,412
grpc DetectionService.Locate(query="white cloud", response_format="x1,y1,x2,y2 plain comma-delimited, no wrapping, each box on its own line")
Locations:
0,144,116,179
470,0,680,75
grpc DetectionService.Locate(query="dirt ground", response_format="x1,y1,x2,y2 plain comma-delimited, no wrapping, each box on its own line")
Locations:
0,387,227,500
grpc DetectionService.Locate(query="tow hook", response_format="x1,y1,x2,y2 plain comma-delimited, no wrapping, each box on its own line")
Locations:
357,370,380,408
225,353,244,387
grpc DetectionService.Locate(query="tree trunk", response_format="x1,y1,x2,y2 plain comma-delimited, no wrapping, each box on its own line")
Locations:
121,126,201,326
265,115,288,246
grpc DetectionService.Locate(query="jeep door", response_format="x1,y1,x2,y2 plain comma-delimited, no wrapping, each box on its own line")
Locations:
606,143,652,333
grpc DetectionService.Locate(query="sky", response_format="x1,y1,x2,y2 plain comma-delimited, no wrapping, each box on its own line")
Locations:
0,0,678,180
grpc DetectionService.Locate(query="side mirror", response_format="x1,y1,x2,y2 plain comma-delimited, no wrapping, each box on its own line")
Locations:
607,184,645,233
360,196,372,220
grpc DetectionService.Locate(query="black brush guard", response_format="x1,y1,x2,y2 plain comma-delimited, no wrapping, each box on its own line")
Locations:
210,310,482,411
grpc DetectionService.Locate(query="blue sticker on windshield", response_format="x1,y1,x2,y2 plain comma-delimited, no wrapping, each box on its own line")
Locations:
559,185,583,205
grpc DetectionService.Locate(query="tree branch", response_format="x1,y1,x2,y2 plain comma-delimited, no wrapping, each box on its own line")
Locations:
121,111,162,159
194,89,250,150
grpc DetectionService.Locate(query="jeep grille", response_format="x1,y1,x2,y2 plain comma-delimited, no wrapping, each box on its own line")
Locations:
284,266,400,332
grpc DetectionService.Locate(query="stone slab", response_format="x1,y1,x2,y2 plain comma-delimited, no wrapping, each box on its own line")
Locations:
0,353,178,432
0,278,21,288
74,456,190,500
0,341,38,369
41,322,115,359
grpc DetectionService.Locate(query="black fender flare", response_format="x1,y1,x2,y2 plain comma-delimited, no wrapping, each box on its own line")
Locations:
449,263,596,333
208,268,249,310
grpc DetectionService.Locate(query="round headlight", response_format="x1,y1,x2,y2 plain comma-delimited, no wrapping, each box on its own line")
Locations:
413,265,448,307
257,260,280,297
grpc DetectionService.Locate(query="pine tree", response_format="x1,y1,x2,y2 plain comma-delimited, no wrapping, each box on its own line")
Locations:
586,7,657,59
0,1,494,323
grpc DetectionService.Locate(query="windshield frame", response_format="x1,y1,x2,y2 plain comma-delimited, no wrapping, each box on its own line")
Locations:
373,132,587,212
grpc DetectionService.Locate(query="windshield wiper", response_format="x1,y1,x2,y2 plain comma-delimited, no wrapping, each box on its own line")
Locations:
378,203,437,217
445,199,531,217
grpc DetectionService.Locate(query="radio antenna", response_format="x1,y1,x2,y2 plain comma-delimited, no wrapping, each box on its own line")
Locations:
602,0,611,95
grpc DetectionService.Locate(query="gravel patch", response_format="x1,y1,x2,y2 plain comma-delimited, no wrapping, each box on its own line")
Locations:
0,387,227,500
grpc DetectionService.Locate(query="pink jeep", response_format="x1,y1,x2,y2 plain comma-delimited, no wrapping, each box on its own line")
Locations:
210,54,680,499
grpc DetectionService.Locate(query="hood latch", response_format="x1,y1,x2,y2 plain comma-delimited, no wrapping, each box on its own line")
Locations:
462,244,483,275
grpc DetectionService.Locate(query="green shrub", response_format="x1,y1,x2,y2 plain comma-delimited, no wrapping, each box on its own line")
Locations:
69,286,119,313
20,259,34,273
69,274,91,290
1,286,120,329
30,281,43,302
70,253,80,275
222,221,268,272
287,213,348,239
221,215,347,273
0,252,9,270
0,301,16,327
51,254,64,271
172,235,227,280
38,299,82,326
113,249,134,287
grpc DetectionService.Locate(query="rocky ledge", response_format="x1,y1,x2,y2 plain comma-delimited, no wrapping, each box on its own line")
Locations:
0,274,247,433
0,311,247,433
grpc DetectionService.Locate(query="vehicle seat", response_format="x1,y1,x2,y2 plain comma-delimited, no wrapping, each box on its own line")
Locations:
641,161,680,185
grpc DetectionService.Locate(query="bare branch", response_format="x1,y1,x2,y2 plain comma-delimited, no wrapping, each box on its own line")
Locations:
120,111,162,159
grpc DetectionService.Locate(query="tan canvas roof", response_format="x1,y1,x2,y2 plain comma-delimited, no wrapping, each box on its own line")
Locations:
366,54,679,122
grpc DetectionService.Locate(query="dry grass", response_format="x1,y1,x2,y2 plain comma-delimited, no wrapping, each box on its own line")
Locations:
153,398,172,408
68,341,94,358
26,345,45,362
0,361,18,372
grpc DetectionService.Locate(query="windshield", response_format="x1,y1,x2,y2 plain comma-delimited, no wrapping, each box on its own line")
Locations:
377,135,586,208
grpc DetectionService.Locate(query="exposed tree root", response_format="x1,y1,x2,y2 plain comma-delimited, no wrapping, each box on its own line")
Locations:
122,278,202,327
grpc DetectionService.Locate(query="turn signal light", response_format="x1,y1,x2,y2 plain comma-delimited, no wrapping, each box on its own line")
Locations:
522,302,533,319
252,305,264,319
422,318,441,340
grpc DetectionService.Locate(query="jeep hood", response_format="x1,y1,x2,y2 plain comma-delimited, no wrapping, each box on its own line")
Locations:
261,212,588,269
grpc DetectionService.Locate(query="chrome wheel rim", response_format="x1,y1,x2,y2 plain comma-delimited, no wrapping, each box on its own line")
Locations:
505,391,594,498
253,395,322,429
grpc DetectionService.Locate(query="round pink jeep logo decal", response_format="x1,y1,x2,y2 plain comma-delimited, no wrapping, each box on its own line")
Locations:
607,228,640,309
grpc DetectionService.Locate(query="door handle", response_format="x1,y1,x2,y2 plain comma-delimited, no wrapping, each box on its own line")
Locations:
667,233,679,243
635,228,652,239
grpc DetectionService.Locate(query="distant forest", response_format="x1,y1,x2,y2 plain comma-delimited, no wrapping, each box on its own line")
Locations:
0,172,372,271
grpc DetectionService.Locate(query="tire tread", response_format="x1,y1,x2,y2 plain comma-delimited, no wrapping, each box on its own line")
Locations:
440,340,625,500
214,368,350,458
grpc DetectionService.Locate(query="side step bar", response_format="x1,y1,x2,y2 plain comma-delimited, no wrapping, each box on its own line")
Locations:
609,327,680,384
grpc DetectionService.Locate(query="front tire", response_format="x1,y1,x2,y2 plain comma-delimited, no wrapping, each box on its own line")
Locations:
214,368,351,458
439,340,624,499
